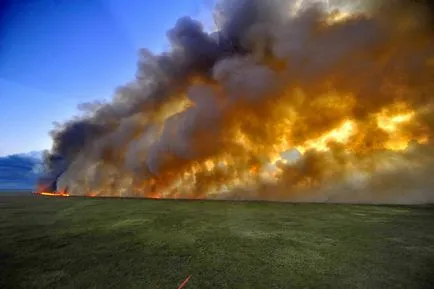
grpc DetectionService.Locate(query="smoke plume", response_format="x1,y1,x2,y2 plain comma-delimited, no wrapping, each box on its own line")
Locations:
41,0,434,203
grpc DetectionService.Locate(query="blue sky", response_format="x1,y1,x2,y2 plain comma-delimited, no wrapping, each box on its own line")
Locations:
0,0,214,156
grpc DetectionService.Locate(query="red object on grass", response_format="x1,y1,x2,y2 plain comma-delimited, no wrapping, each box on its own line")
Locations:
177,275,191,289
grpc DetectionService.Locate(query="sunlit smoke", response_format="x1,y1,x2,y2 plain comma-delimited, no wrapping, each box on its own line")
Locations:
41,0,434,204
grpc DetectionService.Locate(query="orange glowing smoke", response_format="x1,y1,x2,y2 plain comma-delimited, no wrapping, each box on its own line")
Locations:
53,0,434,203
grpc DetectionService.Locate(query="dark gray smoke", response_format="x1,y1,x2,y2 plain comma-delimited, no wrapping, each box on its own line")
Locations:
38,0,434,201
42,0,293,180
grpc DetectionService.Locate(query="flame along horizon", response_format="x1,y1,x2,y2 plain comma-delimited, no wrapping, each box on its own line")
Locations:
51,0,434,203
37,191,70,197
35,186,70,197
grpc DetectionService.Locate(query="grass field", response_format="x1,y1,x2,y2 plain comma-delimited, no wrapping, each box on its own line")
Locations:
1,196,433,289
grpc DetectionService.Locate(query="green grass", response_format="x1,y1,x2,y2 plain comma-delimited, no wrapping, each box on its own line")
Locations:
1,196,433,289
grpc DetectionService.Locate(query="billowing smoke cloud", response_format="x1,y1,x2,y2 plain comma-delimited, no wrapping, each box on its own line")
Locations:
41,0,434,203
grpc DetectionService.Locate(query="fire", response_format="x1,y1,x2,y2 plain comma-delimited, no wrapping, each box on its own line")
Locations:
133,102,429,199
35,184,70,197
37,191,70,197
45,0,434,202
297,120,356,153
377,111,415,133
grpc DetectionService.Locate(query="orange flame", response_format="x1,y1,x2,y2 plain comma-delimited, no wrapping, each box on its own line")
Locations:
37,191,70,197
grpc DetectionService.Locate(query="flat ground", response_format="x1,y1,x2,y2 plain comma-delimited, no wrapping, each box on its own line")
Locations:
0,196,433,289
